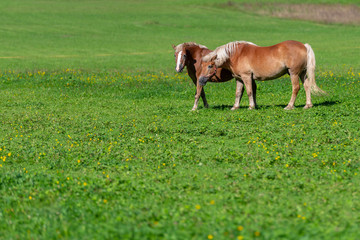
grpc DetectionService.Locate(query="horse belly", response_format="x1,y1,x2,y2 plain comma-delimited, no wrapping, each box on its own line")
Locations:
252,64,288,81
253,68,288,81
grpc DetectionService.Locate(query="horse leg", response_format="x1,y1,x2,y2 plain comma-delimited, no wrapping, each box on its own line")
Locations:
200,87,209,108
192,83,204,111
252,78,257,108
242,76,256,110
285,73,300,110
231,79,244,110
300,71,313,109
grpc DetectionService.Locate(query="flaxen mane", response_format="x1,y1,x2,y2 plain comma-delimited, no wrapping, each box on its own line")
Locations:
203,41,257,66
174,42,208,53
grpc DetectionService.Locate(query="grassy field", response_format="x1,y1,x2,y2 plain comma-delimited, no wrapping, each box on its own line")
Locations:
0,0,359,72
1,0,360,239
1,69,360,239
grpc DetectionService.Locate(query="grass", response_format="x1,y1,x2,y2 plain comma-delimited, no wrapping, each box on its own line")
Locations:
1,69,360,239
1,0,360,239
0,0,359,72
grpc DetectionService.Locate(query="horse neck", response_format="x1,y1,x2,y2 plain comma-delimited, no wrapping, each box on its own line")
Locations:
219,44,245,70
183,46,202,73
214,56,230,70
185,46,212,79
184,46,201,64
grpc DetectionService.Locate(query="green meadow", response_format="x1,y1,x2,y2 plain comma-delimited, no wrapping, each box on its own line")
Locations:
1,0,359,71
1,0,360,239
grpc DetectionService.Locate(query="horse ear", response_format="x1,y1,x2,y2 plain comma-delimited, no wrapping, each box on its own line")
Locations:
210,54,217,62
172,44,176,50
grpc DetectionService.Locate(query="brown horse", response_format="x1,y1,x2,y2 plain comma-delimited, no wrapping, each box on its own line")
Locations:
172,42,233,110
199,40,326,110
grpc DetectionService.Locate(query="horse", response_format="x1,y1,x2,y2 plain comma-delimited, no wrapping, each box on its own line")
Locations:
172,42,233,110
199,40,326,110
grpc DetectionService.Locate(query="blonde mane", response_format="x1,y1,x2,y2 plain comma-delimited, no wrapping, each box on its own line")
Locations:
174,42,208,53
203,41,257,66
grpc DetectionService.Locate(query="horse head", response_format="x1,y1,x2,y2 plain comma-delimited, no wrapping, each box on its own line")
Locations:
172,44,187,73
198,54,218,86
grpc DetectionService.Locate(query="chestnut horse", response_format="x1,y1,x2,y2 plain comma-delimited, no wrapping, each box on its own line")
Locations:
199,40,326,110
172,42,233,110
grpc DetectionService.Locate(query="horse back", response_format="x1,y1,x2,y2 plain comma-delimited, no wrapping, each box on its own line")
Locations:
233,41,307,80
242,40,306,60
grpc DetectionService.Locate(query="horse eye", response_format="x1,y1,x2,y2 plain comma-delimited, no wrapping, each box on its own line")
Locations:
207,65,212,69
183,54,186,58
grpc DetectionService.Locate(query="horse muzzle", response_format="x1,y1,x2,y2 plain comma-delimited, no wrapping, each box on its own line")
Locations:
175,64,184,73
199,76,209,86
199,68,217,85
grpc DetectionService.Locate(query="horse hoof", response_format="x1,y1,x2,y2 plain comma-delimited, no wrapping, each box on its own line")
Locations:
304,104,313,109
248,106,256,110
231,107,239,111
284,105,294,110
204,105,209,109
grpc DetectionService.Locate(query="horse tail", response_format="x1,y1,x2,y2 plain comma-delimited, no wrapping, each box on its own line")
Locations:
304,43,327,96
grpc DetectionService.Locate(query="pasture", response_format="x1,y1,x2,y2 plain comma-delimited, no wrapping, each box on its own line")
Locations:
1,0,360,239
